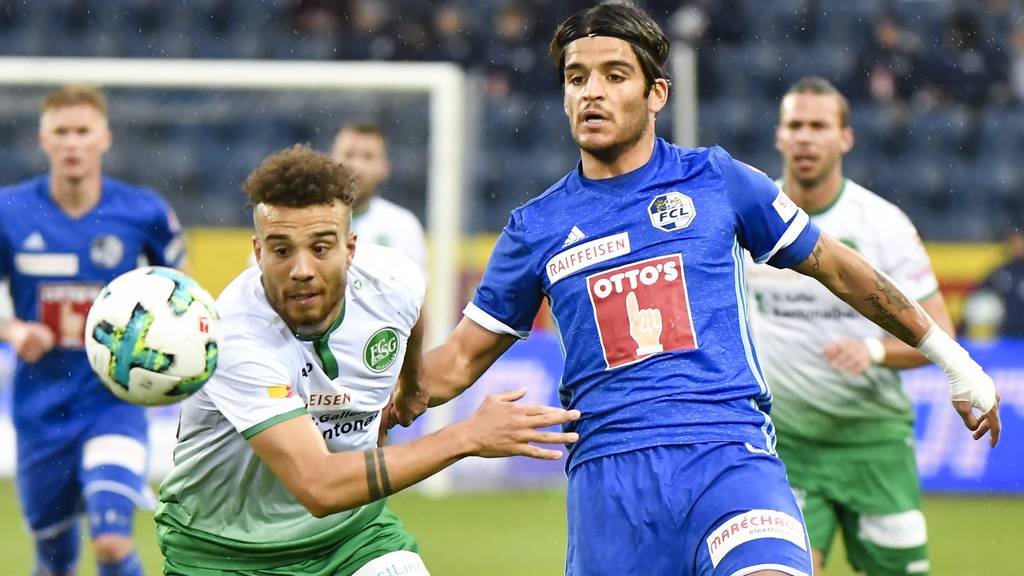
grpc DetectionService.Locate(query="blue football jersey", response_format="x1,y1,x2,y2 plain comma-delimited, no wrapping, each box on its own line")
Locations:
468,140,820,470
0,176,185,434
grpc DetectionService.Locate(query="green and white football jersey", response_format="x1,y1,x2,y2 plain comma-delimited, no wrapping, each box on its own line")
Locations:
353,197,426,272
746,179,939,444
156,243,424,570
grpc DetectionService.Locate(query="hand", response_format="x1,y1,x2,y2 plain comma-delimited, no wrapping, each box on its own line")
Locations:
391,385,430,428
460,388,580,460
625,291,663,355
823,338,872,375
8,320,55,363
952,371,1001,447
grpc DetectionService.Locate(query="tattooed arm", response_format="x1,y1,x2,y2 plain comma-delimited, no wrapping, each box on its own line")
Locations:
248,389,579,517
792,234,933,346
793,233,1001,446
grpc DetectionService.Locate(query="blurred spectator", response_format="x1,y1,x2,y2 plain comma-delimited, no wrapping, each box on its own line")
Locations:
337,0,397,60
485,2,544,98
427,3,478,67
963,229,1024,339
855,14,923,108
922,9,1009,107
290,0,346,33
1010,21,1024,102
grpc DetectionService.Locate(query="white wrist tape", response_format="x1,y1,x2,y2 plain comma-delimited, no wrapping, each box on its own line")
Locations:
916,325,996,413
863,337,886,365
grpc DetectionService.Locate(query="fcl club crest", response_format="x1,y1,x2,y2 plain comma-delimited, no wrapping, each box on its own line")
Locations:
648,191,696,232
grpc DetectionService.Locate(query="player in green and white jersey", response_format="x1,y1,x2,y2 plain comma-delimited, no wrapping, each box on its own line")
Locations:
155,145,580,576
746,78,964,576
331,122,426,272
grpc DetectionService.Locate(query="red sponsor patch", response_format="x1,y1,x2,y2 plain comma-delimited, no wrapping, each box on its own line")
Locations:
198,316,209,333
38,283,103,348
586,254,697,369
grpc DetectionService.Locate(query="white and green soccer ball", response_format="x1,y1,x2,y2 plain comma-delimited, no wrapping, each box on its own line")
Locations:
85,266,220,406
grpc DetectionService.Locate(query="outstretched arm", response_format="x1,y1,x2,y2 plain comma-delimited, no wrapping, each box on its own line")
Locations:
823,291,954,374
793,233,1000,446
421,317,519,407
250,388,579,518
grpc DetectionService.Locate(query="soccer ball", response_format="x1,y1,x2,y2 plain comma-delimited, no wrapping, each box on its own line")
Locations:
85,266,220,406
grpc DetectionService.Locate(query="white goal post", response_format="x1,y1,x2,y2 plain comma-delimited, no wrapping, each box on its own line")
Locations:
0,56,467,351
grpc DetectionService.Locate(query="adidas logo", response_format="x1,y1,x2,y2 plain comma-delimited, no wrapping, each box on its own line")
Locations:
22,231,45,251
562,225,587,247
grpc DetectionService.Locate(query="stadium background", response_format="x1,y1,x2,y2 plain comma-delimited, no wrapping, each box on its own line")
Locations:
1,0,1023,574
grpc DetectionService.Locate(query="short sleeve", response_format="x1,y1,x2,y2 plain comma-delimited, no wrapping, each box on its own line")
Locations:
203,330,306,439
466,210,544,338
713,148,819,269
144,193,186,268
876,207,939,301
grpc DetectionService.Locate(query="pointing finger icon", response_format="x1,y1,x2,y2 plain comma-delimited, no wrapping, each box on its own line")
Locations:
626,291,639,322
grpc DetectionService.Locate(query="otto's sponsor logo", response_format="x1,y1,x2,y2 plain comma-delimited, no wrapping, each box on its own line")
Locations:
590,258,680,299
39,282,103,348
648,192,696,232
705,509,807,567
545,232,630,284
586,254,697,369
365,328,400,372
307,392,352,407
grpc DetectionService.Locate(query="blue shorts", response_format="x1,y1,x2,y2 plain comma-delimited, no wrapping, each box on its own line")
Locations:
566,442,812,576
16,400,150,540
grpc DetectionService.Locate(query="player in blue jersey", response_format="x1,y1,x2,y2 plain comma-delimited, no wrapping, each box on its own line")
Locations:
389,3,1001,576
0,85,187,576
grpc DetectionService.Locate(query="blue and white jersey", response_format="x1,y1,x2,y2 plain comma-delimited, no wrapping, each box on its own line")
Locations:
468,140,820,470
0,175,185,435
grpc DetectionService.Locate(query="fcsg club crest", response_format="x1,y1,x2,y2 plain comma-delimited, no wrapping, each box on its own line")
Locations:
648,191,696,232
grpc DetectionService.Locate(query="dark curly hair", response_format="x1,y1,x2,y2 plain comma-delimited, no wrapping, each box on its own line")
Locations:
243,144,355,208
549,1,670,93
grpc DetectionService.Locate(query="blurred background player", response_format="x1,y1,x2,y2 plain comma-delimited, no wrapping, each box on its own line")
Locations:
330,122,426,271
156,145,578,575
746,77,957,576
0,85,187,576
962,227,1024,339
395,3,998,576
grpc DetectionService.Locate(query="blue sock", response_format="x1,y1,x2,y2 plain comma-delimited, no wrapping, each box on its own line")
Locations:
34,520,80,576
98,551,143,576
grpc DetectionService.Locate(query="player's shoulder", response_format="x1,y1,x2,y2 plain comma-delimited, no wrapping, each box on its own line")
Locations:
0,176,47,209
102,176,175,216
0,175,45,195
217,266,285,335
371,197,420,222
102,175,154,196
350,243,425,303
660,142,765,187
843,179,914,223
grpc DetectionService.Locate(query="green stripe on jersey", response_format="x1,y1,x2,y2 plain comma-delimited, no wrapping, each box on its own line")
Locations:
241,407,307,439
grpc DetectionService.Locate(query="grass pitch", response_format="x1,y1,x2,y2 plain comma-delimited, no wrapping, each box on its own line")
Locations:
0,481,1020,575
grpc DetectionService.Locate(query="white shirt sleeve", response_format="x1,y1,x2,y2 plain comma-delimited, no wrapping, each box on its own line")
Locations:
203,329,306,439
876,206,939,302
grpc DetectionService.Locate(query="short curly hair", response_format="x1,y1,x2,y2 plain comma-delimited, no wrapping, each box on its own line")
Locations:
243,144,355,208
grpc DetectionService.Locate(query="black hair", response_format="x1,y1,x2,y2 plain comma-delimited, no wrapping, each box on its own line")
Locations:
549,1,671,91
